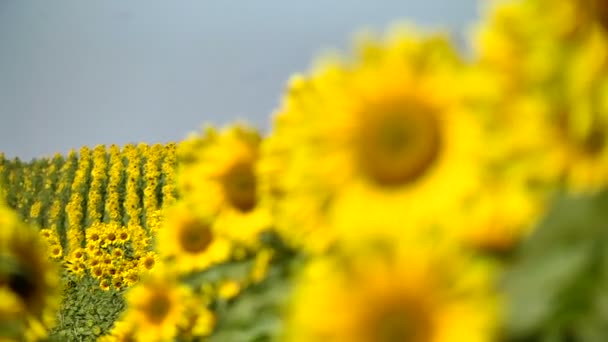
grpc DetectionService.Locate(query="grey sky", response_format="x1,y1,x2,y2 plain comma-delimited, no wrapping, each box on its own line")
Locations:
0,0,479,160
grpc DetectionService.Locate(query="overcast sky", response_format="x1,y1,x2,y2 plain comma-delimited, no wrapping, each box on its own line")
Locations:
0,0,479,160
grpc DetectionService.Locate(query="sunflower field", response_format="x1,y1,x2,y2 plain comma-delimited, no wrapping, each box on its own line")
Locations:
3,0,608,341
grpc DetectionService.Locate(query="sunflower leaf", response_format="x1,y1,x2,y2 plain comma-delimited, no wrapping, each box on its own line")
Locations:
503,190,608,341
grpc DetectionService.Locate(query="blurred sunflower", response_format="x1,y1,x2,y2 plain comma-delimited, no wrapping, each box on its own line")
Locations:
474,0,608,193
178,124,271,248
284,237,499,342
123,269,190,341
261,29,484,251
0,203,60,341
99,320,136,342
158,204,232,274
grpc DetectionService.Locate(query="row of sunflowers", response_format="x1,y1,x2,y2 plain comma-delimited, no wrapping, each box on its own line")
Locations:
3,0,608,340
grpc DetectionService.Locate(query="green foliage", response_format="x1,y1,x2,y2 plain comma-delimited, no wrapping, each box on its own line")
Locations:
49,270,126,342
503,190,608,342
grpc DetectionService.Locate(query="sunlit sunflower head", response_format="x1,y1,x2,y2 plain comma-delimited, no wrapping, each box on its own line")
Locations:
112,248,125,259
0,204,61,340
100,279,111,292
86,224,103,246
262,28,484,251
102,224,119,248
112,276,125,290
116,228,131,245
39,229,53,241
284,236,500,342
48,244,63,260
91,266,104,280
70,247,86,261
102,254,113,266
124,270,140,288
124,269,190,341
158,204,232,274
138,252,158,273
178,124,270,248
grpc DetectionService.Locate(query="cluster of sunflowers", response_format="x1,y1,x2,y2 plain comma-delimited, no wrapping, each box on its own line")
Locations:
98,0,608,341
4,0,608,340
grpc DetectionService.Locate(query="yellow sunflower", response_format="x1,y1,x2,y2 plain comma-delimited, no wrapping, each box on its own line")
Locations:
0,203,60,341
100,279,111,291
48,244,63,260
178,124,271,248
112,276,125,290
158,204,232,274
112,248,125,259
102,224,119,248
90,266,104,280
284,236,499,342
116,227,130,245
261,29,484,252
138,251,158,273
123,269,190,341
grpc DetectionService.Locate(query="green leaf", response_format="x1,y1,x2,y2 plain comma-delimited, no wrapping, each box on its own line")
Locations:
503,190,608,341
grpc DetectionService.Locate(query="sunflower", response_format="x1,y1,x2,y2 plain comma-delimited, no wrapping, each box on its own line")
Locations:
102,224,119,248
138,252,158,273
39,229,53,241
123,269,190,341
100,279,111,291
158,204,232,274
474,0,608,193
261,29,483,252
284,236,499,342
112,276,125,290
0,203,60,340
88,257,101,268
70,247,86,261
102,254,114,267
116,227,130,245
178,124,271,248
86,224,103,247
48,244,63,260
90,266,104,280
124,270,140,288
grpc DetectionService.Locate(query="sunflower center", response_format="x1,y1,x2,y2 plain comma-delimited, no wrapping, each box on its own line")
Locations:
146,293,172,325
582,127,606,155
179,220,213,254
366,300,433,342
119,232,129,241
358,101,441,187
223,162,257,212
557,113,606,155
144,258,155,270
589,0,608,31
8,270,37,305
